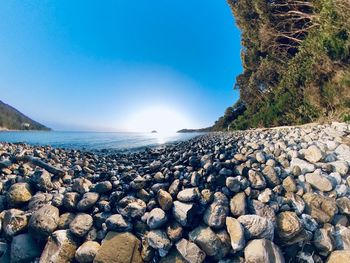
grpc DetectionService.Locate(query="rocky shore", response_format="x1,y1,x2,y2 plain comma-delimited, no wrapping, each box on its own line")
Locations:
0,122,349,263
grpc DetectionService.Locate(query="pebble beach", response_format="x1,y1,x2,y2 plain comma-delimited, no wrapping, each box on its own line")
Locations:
0,122,350,263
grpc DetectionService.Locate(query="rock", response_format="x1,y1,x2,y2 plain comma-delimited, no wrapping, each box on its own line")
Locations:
305,170,333,192
238,215,274,240
303,193,338,223
248,170,266,189
141,238,155,262
58,212,76,229
77,192,99,211
166,221,183,242
327,250,350,263
11,233,41,263
286,192,305,215
72,178,92,194
333,225,350,250
6,183,32,207
290,158,315,174
203,192,229,229
188,225,222,256
159,249,187,263
282,176,297,193
314,227,334,256
262,166,281,187
304,145,324,163
177,188,199,202
258,188,272,203
28,193,53,211
75,241,100,263
256,151,266,163
94,181,112,194
300,214,318,232
105,214,132,232
336,196,350,215
39,230,78,263
277,211,307,244
158,190,173,211
3,209,28,237
147,208,167,229
69,213,93,238
230,192,247,217
330,161,349,176
147,230,172,257
63,192,80,211
175,239,206,263
29,204,59,240
130,176,146,190
94,232,142,263
244,239,285,263
249,200,277,224
226,177,241,192
31,169,53,192
172,201,196,227
226,217,245,252
117,196,146,219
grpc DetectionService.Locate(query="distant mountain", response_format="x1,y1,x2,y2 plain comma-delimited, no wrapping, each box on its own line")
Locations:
0,100,50,131
177,127,211,133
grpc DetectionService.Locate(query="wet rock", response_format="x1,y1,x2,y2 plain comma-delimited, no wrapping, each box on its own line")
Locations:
238,215,274,240
244,239,285,263
94,232,142,263
39,230,78,263
230,192,247,217
29,204,59,240
188,225,222,256
69,213,93,238
6,183,32,207
203,192,229,229
226,217,245,252
147,208,167,229
10,233,41,263
147,230,172,257
75,241,100,263
105,214,132,232
172,201,196,227
175,238,206,263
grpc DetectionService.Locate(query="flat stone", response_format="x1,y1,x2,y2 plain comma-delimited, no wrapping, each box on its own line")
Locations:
93,232,142,263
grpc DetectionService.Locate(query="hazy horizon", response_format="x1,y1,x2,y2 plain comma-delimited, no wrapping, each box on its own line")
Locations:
0,0,242,133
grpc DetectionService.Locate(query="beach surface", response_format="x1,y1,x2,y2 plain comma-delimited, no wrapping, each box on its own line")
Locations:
0,122,349,262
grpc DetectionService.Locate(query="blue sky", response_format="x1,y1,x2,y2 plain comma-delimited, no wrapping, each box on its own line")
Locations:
0,0,242,132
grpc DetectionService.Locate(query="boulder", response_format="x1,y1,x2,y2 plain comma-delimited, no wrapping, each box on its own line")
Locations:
230,192,246,217
158,190,173,211
188,225,222,256
29,204,59,240
304,145,324,163
277,211,307,245
3,209,28,237
147,208,167,229
175,239,206,263
30,169,53,192
290,158,315,174
177,188,199,202
146,230,172,257
203,192,229,229
105,214,132,232
172,201,196,227
6,183,32,207
327,250,350,263
11,233,41,263
117,196,146,219
77,192,99,211
305,170,333,192
303,193,338,223
238,215,274,240
69,213,93,238
75,241,100,263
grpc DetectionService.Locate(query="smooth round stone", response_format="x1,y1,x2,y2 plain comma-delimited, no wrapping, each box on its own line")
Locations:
69,213,93,238
147,208,167,229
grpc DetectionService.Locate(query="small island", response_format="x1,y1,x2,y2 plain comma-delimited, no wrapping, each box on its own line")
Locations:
151,130,158,134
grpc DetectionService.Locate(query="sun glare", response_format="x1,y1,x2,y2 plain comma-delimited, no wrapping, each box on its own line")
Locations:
124,106,193,134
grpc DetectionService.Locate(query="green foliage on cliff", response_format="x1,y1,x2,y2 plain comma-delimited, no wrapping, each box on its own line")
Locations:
214,0,350,130
0,100,50,131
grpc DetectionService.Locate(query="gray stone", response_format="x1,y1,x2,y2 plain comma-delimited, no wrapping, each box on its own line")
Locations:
188,225,222,256
230,192,247,217
147,230,172,257
304,145,324,163
305,170,333,192
238,215,274,240
226,217,245,252
117,196,146,219
177,188,199,202
203,192,229,229
105,214,132,232
290,158,315,174
147,208,167,229
172,201,196,227
175,239,206,263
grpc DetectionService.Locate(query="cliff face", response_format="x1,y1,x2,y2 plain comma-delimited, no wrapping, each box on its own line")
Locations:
214,0,350,131
0,100,50,131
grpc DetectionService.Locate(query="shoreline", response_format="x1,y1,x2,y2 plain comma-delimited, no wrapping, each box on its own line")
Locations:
0,122,349,262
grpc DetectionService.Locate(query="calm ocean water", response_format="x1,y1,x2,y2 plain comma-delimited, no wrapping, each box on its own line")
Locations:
0,131,203,151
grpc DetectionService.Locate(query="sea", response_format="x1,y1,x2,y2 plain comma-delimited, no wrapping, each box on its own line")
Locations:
0,131,204,152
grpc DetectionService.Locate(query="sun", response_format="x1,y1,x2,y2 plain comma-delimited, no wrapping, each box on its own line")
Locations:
124,105,193,134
